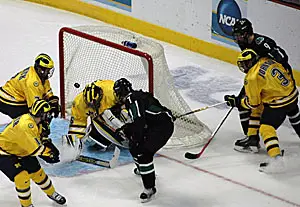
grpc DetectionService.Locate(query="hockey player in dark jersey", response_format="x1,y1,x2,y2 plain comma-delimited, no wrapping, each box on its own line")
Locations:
230,18,294,153
113,78,174,203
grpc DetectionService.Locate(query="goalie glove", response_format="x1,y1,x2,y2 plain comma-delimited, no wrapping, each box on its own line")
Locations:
48,96,61,118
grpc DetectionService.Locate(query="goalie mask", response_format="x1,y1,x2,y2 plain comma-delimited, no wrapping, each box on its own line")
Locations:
83,82,103,110
113,78,133,102
237,49,259,74
232,18,253,44
34,53,55,82
30,99,52,122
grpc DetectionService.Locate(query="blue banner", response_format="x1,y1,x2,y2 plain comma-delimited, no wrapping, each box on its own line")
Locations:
83,0,132,12
211,0,247,47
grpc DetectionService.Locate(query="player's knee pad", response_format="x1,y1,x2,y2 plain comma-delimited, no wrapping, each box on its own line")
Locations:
14,170,30,187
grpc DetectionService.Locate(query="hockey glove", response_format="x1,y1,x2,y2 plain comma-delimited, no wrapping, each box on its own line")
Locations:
48,96,61,118
40,138,60,163
224,95,240,108
40,121,50,137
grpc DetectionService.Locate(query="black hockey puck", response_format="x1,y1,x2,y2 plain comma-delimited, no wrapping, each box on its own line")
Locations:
74,83,80,88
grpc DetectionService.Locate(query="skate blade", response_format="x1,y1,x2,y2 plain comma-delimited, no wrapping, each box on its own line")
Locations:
234,146,259,153
141,194,155,203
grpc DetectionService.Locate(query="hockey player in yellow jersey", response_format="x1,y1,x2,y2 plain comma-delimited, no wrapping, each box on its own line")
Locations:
0,53,60,120
0,99,66,207
224,49,300,172
62,79,130,160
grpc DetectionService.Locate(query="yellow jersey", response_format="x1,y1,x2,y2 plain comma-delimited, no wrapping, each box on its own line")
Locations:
0,66,53,107
0,114,52,157
241,58,298,109
68,80,118,139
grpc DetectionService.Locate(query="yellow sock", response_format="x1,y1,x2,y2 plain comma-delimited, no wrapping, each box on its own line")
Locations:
30,168,55,196
14,171,32,207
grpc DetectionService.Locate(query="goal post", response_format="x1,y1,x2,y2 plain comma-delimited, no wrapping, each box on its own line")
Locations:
58,25,211,148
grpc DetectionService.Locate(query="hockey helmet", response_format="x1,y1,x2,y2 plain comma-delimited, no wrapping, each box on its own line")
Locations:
83,82,103,109
237,49,259,73
34,53,55,81
232,18,253,43
113,78,133,101
30,99,52,121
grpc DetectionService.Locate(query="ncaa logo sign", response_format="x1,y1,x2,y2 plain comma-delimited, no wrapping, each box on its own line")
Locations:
217,0,241,36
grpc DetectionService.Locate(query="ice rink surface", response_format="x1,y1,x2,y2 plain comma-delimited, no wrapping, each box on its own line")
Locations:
0,1,300,206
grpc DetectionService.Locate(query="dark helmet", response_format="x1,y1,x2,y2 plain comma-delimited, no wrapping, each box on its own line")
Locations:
34,53,55,81
83,82,103,109
237,49,259,73
30,99,52,122
113,78,133,101
232,18,253,43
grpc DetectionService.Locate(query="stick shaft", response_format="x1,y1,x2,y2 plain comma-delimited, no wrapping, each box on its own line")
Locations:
176,102,226,119
185,107,233,159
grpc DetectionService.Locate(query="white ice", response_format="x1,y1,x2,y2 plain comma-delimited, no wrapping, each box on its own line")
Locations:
0,1,300,206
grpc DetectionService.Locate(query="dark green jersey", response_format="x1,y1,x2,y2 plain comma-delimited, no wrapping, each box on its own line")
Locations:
123,90,173,143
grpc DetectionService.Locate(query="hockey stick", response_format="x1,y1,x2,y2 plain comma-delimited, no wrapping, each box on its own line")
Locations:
77,146,121,168
175,102,227,119
184,107,234,159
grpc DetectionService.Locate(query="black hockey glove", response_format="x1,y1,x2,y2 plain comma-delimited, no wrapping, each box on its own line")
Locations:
40,121,50,137
224,95,240,108
39,138,60,163
48,96,61,118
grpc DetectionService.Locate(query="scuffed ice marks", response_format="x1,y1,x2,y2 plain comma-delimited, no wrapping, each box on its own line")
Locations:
171,65,242,107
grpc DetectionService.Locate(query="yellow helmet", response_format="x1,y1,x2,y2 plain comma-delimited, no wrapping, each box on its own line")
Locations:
35,53,54,69
30,99,51,117
237,49,259,73
83,82,103,109
34,53,55,80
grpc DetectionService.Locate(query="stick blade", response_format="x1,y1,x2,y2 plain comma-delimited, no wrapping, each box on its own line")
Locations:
109,146,120,168
184,152,200,159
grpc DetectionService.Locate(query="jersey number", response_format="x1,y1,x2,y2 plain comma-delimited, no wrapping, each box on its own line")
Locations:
271,68,289,86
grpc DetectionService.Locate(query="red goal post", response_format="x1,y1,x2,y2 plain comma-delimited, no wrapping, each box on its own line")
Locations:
58,26,211,148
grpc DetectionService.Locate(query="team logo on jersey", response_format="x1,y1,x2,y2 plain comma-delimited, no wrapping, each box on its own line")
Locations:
28,123,34,128
255,37,264,45
34,81,39,87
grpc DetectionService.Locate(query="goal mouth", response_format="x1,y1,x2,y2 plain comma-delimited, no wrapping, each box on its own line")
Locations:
59,25,211,148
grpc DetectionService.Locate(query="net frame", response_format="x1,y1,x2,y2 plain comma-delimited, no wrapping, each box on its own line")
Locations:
58,26,211,148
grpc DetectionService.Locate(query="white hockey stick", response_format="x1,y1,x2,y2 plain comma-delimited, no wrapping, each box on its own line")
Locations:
77,146,120,168
76,116,121,168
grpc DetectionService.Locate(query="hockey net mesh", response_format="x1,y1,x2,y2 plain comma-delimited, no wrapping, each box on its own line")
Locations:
59,26,211,148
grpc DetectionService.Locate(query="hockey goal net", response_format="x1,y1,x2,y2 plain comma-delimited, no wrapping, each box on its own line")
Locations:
59,26,211,148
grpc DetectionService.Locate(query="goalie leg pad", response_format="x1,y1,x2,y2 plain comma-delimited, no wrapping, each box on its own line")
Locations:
92,119,129,148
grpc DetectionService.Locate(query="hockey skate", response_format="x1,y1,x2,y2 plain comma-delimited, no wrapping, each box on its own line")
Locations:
259,151,285,173
234,135,260,153
140,187,156,203
47,191,66,205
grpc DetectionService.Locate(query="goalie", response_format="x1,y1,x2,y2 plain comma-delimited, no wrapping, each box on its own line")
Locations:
62,80,131,160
